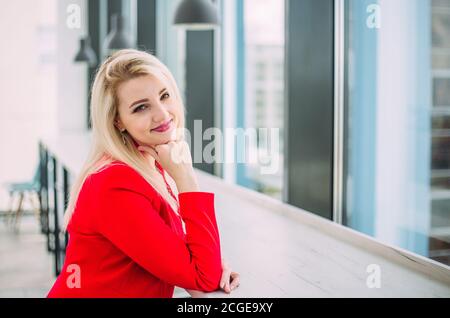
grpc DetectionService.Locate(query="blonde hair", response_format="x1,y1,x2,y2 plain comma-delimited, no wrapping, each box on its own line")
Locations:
63,49,185,231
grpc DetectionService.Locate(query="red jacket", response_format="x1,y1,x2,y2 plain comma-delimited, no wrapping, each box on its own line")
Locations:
47,161,222,298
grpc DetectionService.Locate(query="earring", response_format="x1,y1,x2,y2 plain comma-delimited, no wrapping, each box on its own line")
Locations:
120,130,127,145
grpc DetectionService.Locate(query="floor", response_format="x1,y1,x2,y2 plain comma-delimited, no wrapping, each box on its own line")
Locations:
0,212,54,297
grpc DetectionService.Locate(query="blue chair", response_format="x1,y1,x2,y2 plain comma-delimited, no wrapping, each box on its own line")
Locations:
2,163,41,231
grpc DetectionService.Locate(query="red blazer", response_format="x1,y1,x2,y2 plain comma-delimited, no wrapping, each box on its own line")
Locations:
47,161,222,298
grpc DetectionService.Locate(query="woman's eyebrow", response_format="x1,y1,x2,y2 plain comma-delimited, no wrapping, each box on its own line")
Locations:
128,89,167,108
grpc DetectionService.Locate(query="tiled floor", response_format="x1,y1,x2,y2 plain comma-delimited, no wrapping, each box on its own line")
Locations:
0,213,55,298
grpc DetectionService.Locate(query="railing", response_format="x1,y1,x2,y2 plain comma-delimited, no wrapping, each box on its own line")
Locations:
38,141,70,276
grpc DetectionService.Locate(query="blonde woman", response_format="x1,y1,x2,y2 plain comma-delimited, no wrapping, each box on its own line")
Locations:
47,49,239,298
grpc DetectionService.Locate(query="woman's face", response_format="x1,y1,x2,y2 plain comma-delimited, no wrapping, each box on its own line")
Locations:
115,74,180,147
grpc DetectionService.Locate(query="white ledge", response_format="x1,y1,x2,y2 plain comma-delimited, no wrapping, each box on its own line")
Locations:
40,132,450,297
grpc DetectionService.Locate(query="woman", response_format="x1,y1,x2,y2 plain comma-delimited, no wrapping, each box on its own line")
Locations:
47,49,239,297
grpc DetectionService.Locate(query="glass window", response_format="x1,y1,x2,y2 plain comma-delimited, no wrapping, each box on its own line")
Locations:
344,0,450,266
232,0,285,199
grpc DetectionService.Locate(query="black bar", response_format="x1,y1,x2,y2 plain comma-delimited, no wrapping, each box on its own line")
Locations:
52,157,61,276
38,143,48,236
87,0,102,129
137,0,156,53
107,0,123,31
63,168,70,251
185,31,216,175
285,0,335,219
40,145,51,252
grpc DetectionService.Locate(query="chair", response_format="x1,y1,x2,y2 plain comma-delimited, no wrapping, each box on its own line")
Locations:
2,163,41,232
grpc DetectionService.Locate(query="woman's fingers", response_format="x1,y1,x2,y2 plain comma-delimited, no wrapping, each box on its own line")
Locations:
154,143,175,161
220,259,232,293
222,271,240,293
220,267,232,290
230,272,240,290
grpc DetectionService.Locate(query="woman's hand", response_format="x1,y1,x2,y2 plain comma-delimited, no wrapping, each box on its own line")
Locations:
185,259,239,297
138,141,199,193
220,259,240,294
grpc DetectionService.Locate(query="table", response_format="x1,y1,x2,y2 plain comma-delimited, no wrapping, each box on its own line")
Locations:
39,132,450,297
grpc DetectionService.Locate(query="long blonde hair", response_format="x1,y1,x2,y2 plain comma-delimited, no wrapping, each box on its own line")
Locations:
63,49,185,231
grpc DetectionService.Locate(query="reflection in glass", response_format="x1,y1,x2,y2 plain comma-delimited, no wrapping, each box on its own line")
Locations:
344,0,450,266
235,0,285,199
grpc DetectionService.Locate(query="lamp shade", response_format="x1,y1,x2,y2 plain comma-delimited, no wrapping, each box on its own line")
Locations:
174,0,220,30
104,14,133,50
74,36,97,66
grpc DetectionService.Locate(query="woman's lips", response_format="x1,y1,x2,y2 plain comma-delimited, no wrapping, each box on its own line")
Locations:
151,119,173,133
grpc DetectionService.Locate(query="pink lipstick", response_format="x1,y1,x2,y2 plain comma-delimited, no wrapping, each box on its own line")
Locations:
151,119,173,133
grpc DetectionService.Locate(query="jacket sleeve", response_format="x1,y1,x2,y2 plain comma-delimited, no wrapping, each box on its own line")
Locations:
89,165,222,292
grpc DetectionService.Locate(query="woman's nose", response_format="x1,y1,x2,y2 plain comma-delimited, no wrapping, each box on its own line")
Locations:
151,102,170,123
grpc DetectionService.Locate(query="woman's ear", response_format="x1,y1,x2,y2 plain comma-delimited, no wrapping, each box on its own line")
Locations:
114,118,125,132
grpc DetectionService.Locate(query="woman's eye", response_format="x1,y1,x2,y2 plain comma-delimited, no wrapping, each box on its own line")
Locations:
133,104,147,113
161,92,170,100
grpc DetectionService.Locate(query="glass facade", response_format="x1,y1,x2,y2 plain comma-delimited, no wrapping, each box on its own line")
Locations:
235,0,285,199
344,0,450,265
